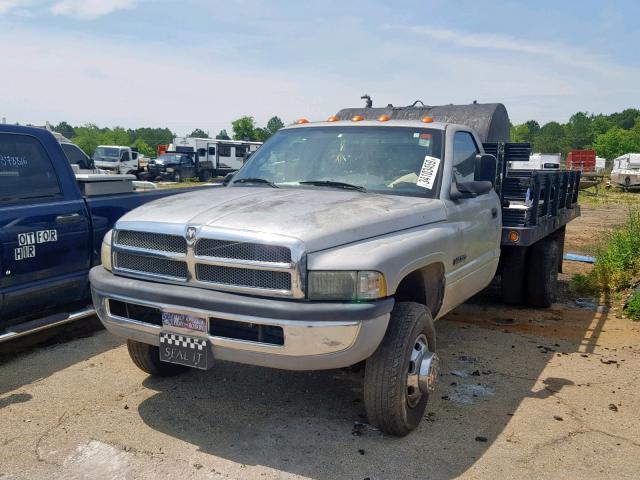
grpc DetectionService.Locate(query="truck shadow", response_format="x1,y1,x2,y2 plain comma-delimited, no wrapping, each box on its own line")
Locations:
137,278,605,479
0,317,121,398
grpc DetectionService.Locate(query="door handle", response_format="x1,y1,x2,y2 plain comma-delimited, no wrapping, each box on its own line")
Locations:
491,207,498,218
56,213,82,224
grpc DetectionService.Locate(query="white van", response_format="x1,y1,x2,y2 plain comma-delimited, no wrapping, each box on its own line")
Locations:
172,137,262,178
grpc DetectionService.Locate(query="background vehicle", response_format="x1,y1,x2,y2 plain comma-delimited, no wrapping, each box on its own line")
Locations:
566,149,596,172
172,136,262,179
93,145,141,175
0,125,198,343
509,152,560,170
90,102,579,437
611,153,640,189
147,153,196,182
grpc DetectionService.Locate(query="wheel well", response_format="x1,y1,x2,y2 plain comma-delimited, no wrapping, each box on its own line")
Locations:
394,263,445,318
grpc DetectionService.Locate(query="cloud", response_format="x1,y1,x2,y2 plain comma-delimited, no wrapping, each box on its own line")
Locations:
50,0,136,19
396,25,630,75
0,0,32,14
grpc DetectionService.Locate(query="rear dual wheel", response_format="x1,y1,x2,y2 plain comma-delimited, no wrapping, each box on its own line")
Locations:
501,235,561,308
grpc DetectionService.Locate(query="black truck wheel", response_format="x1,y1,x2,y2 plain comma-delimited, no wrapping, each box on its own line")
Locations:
364,302,438,437
500,246,528,305
127,340,188,377
525,236,560,308
199,170,212,182
173,171,182,183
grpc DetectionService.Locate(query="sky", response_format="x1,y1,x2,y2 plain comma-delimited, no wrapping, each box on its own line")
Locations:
0,0,638,136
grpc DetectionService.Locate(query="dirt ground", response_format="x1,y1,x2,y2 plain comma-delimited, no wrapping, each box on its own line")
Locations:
1,201,640,480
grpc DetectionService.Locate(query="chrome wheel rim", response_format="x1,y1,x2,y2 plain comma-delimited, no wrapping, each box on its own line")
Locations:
406,334,439,408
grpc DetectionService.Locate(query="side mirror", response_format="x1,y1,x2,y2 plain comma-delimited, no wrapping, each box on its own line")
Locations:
475,153,497,186
223,172,235,186
450,180,493,201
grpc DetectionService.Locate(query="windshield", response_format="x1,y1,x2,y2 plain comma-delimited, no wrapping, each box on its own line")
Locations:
155,154,183,164
233,126,443,197
93,147,120,161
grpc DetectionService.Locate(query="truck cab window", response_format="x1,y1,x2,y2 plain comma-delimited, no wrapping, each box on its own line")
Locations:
120,151,131,162
236,146,247,158
452,131,478,184
61,143,90,169
0,133,61,201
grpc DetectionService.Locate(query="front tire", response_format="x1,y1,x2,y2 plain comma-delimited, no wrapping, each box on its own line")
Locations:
127,340,189,377
364,302,437,437
173,172,182,183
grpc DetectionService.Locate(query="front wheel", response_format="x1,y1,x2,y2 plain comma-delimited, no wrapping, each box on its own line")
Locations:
173,171,182,183
364,302,438,437
127,340,189,377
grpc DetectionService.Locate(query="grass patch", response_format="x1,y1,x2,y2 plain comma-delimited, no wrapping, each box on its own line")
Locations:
578,188,640,206
624,291,640,320
571,209,640,295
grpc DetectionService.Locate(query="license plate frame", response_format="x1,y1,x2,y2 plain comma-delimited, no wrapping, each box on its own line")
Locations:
159,331,212,370
161,311,208,333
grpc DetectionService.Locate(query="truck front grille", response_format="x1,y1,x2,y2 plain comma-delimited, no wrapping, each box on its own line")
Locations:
116,230,187,254
111,228,303,297
114,252,188,280
196,264,292,291
195,239,291,263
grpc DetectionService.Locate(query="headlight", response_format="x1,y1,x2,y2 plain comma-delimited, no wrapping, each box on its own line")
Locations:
308,271,386,301
166,167,174,173
101,229,113,272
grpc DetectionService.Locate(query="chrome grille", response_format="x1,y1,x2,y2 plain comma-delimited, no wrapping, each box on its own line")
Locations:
114,252,188,280
111,227,303,297
195,239,291,263
115,230,186,254
196,264,292,291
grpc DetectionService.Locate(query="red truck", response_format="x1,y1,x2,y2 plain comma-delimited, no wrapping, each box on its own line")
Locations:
566,150,596,172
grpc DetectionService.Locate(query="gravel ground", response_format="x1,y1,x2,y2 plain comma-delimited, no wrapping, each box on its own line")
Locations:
1,203,640,480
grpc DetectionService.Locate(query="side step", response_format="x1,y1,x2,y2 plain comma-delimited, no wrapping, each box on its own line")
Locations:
0,307,96,344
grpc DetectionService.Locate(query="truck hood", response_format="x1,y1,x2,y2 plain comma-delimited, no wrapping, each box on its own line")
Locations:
117,187,446,252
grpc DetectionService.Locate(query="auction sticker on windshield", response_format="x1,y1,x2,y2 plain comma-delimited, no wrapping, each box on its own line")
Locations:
417,155,440,190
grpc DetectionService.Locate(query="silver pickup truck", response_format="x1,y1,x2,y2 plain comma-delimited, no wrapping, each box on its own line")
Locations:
89,102,580,436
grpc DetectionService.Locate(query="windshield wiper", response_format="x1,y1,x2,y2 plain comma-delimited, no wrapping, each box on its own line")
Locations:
299,180,367,192
232,177,279,188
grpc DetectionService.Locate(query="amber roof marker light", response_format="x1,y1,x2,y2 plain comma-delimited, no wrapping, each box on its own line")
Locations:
378,114,391,122
327,115,339,122
421,116,434,123
351,115,364,122
295,118,310,124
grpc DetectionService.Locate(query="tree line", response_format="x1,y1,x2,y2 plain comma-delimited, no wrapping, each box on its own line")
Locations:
510,108,640,160
52,116,285,157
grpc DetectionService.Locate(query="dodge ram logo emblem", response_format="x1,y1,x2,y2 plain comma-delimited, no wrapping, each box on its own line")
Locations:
186,227,197,244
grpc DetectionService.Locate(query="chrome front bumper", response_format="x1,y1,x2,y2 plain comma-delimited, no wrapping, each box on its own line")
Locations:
90,267,392,371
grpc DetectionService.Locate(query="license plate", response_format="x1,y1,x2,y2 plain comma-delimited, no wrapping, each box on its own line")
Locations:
161,311,208,333
159,332,212,370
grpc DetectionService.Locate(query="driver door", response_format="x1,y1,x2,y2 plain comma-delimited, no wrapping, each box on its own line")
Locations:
443,130,501,307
